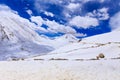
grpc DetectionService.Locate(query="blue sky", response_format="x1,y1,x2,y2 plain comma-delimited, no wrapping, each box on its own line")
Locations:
0,0,120,38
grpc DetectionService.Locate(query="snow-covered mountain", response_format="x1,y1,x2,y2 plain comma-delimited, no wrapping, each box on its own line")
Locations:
1,4,119,61
0,9,79,60
30,29,120,60
54,34,78,48
45,34,78,49
0,11,55,60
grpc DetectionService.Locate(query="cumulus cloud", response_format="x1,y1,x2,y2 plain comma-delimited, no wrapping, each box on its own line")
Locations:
109,12,120,30
31,16,77,34
31,16,43,26
30,16,87,37
66,3,80,11
28,0,114,37
82,0,105,3
87,7,109,20
69,16,99,28
33,0,107,21
26,9,33,16
45,20,76,34
99,0,105,3
34,0,64,12
97,8,109,20
44,11,54,17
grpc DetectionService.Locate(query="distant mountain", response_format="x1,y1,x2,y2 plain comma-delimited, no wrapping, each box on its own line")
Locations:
30,29,120,60
50,34,78,48
37,34,78,49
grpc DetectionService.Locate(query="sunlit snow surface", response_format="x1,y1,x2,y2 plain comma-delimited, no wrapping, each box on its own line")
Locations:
29,30,120,60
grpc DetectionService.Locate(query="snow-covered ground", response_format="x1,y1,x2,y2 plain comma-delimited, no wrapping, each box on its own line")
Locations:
0,27,120,80
29,30,120,60
11,28,119,80
0,60,120,80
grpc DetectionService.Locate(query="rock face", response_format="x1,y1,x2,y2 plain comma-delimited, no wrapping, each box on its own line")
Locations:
0,11,53,60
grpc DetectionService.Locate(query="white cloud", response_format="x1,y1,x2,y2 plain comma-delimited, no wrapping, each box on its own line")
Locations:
44,11,54,17
82,0,92,3
87,7,109,20
99,0,105,3
31,16,44,26
34,0,62,12
82,0,105,3
26,10,33,16
45,20,76,34
35,0,59,4
30,16,49,33
66,3,80,10
30,16,77,34
109,12,120,30
97,8,109,20
64,13,72,18
69,16,99,28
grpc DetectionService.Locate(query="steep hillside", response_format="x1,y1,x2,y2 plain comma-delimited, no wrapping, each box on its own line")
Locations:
0,11,53,60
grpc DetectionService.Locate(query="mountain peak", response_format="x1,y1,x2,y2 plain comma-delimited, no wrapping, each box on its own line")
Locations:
58,34,78,42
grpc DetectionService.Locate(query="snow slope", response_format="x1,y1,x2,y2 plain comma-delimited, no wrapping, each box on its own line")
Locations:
45,34,78,49
30,30,120,60
1,30,120,80
0,11,54,60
